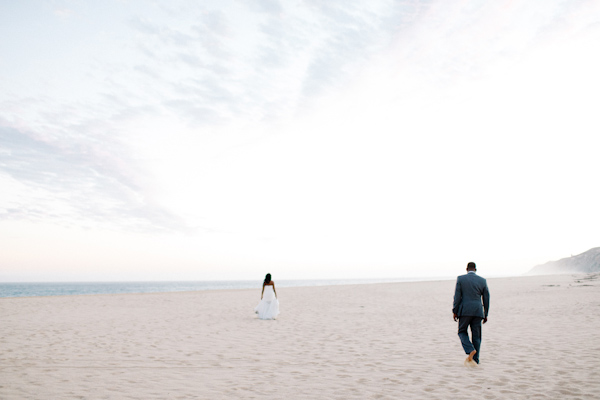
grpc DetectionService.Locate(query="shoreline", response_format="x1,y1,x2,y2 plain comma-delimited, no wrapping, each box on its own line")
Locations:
0,276,461,299
0,273,555,299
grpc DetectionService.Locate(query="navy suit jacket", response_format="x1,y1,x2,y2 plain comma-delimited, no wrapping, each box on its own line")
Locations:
453,272,490,318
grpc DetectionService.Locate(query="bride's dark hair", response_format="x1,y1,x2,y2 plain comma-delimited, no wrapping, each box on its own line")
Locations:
264,273,272,285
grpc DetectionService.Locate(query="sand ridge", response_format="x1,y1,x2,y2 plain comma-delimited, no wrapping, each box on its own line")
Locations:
1,274,599,399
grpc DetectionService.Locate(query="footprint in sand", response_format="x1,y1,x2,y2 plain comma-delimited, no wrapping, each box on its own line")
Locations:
464,358,478,368
464,350,478,367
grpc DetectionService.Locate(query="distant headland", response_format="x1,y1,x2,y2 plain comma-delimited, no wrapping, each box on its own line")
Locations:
528,247,600,275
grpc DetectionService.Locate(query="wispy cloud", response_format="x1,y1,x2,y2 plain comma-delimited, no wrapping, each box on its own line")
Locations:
0,123,188,232
119,1,418,125
53,8,74,20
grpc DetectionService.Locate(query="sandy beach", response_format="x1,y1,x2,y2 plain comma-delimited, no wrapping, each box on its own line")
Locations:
1,273,599,399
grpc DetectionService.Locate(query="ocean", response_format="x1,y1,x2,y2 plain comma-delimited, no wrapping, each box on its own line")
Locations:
0,278,444,298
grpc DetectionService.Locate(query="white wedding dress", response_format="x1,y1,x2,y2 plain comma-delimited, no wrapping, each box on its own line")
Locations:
255,285,279,320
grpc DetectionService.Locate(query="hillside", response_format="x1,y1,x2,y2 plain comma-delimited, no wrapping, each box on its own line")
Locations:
528,247,600,275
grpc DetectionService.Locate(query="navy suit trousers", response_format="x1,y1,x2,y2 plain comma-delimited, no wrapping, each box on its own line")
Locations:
458,316,482,363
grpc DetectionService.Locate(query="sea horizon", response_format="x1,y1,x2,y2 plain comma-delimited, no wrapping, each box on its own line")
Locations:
0,276,462,298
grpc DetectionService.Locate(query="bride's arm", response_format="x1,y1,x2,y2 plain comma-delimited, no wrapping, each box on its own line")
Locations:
272,283,277,299
261,284,265,299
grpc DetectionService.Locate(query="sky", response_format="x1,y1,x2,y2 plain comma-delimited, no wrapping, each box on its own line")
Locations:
1,0,599,282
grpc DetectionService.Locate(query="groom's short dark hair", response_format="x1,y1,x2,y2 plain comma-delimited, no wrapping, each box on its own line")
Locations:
467,262,476,270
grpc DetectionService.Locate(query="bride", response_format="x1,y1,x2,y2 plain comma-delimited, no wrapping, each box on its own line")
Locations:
255,273,279,320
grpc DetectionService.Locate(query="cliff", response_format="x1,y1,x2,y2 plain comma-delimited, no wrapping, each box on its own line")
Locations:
528,247,600,275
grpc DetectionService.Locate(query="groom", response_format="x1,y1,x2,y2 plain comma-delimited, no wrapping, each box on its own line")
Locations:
452,262,490,364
